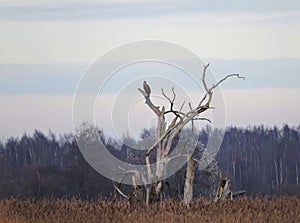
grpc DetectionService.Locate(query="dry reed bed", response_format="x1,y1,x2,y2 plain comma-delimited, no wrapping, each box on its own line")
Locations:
0,196,299,223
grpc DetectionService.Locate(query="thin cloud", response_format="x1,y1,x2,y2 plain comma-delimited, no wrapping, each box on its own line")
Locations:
0,0,299,20
1,58,300,95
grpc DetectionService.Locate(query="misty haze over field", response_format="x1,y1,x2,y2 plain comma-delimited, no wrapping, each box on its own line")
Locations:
0,0,299,139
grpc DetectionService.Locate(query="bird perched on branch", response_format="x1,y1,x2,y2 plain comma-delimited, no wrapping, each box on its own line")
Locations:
143,81,151,97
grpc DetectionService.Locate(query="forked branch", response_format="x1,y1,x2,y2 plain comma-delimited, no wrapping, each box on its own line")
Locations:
211,73,245,91
142,64,243,157
162,88,185,118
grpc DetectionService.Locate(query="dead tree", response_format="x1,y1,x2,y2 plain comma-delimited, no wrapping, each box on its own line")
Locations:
214,177,233,201
115,64,243,207
214,176,246,201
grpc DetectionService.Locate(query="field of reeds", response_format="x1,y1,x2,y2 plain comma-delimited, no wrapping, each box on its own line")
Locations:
0,196,299,223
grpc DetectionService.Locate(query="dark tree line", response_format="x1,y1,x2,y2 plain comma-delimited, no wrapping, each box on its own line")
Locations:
0,125,299,199
217,125,300,196
0,130,125,199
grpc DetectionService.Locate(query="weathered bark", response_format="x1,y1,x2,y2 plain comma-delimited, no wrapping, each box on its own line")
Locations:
135,64,243,206
183,156,196,207
232,190,246,198
113,170,146,207
214,177,233,201
154,113,166,199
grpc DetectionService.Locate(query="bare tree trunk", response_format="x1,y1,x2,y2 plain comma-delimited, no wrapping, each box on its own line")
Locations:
136,65,243,206
232,152,236,180
274,158,279,186
214,177,233,201
146,185,151,206
280,158,283,184
296,163,299,186
154,114,166,200
183,156,196,207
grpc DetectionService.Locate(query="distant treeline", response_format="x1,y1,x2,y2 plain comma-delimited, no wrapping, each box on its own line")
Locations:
0,124,299,199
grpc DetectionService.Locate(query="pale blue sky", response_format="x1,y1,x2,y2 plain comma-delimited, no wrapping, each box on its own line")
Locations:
0,0,299,137
1,58,300,95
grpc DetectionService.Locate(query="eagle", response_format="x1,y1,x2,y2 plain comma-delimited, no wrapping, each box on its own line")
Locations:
143,81,151,97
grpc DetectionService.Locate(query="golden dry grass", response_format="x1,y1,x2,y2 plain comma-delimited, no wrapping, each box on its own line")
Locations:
0,196,299,223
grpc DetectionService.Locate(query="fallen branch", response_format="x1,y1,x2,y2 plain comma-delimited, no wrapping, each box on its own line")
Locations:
114,186,129,200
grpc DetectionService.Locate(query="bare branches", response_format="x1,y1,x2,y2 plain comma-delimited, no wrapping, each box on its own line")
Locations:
166,101,185,132
145,99,189,157
114,186,129,200
145,121,180,156
138,88,161,116
121,63,243,207
192,117,212,123
188,102,193,111
197,92,208,107
211,74,245,91
145,155,153,181
198,64,244,110
143,64,243,157
189,102,195,132
162,87,185,118
113,170,139,202
161,87,176,106
201,63,210,92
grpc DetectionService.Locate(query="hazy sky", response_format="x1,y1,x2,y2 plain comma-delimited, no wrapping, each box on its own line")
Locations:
0,0,299,138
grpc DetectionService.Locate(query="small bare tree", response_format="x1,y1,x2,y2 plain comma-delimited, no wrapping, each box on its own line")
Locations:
115,64,244,207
